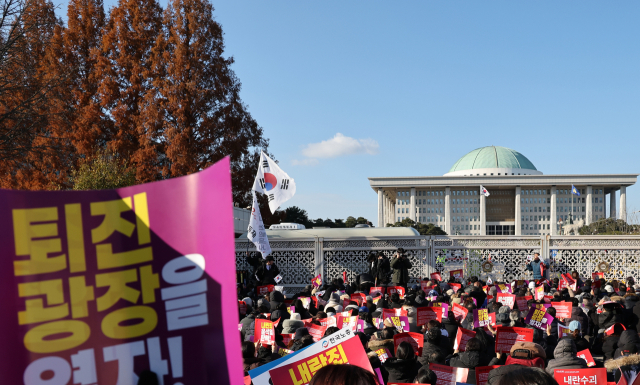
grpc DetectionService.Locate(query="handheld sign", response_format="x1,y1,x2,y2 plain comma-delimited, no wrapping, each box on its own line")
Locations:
551,302,573,319
394,332,424,356
274,274,283,283
255,319,275,346
454,327,476,352
495,327,534,353
258,284,275,295
387,286,406,299
577,349,596,367
429,363,469,385
431,272,443,281
476,365,501,385
473,309,491,328
450,283,462,293
450,269,464,280
524,307,554,330
386,316,410,333
452,303,469,322
515,296,533,311
417,307,442,326
553,368,607,385
497,293,516,309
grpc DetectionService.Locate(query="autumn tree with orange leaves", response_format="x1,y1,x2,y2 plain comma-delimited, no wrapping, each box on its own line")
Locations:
0,0,269,210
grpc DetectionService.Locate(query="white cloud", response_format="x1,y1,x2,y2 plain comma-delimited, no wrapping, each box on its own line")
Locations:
291,158,319,166
301,133,379,159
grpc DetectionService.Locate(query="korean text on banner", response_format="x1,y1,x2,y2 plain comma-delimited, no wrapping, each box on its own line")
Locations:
386,316,410,333
495,327,534,353
387,286,406,299
429,363,469,385
267,333,373,385
248,190,271,258
394,332,424,356
452,303,469,322
454,328,476,352
524,307,554,330
473,309,491,328
0,158,242,385
496,293,515,309
553,368,607,385
417,307,442,326
475,366,501,385
558,324,572,338
577,349,596,367
516,296,532,311
551,302,573,319
450,269,463,280
258,284,275,296
255,319,275,346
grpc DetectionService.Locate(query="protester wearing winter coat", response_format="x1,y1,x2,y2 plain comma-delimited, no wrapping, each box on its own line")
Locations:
605,349,640,384
602,329,623,360
450,338,492,369
383,342,423,384
419,328,447,366
269,290,285,311
503,342,547,368
525,253,549,280
545,338,588,375
402,301,419,333
389,293,403,309
614,330,640,359
442,313,460,348
568,300,589,336
282,313,305,334
372,252,391,285
599,305,624,330
255,256,280,285
390,250,412,286
325,293,344,313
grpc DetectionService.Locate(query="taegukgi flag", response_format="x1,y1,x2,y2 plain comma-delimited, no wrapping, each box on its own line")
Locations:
248,191,272,258
480,185,490,197
252,151,296,213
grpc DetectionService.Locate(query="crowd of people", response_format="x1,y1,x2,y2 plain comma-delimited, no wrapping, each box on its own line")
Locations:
237,249,640,385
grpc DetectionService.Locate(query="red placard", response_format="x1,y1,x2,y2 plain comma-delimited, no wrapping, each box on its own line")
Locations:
605,323,626,336
551,302,573,319
449,283,462,293
431,272,443,281
383,308,408,319
343,271,348,284
495,326,534,353
553,368,607,385
475,365,501,385
341,316,358,332
429,363,469,385
454,327,476,351
307,323,327,342
351,293,366,306
593,280,602,289
393,332,424,356
281,333,294,346
558,324,572,338
416,307,442,326
562,273,577,291
577,349,596,367
497,293,516,309
515,296,532,311
257,284,275,296
268,334,374,385
452,302,469,322
543,295,553,304
421,280,431,292
342,298,350,309
254,319,275,346
535,285,545,300
239,301,247,315
450,269,464,280
369,286,385,296
387,286,406,299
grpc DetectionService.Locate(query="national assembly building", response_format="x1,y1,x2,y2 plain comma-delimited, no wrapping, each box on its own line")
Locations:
369,146,637,236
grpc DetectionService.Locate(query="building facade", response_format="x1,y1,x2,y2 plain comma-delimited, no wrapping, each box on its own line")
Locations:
370,146,638,236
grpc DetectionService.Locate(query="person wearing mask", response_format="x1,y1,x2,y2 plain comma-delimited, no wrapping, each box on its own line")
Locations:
545,338,588,375
372,251,391,287
255,255,280,285
383,342,423,384
390,248,412,288
526,253,549,280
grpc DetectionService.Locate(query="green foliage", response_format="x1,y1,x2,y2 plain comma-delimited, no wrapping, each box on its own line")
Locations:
345,216,357,228
578,218,640,235
280,208,371,228
387,218,448,235
70,151,136,190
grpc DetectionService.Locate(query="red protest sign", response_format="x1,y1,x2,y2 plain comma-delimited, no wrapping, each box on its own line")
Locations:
369,286,385,296
351,293,366,306
421,280,431,292
497,293,516,309
577,349,596,367
605,323,626,336
342,316,358,332
257,284,275,296
454,327,476,352
431,272,443,281
307,323,327,342
543,295,553,303
416,307,442,326
553,368,607,385
516,296,532,311
429,363,469,385
239,301,247,315
254,319,275,346
475,365,501,385
449,283,462,293
495,326,533,353
452,303,469,322
450,269,464,280
383,308,408,319
551,302,573,319
281,333,294,346
535,285,545,300
394,332,424,356
374,348,392,363
268,334,374,385
562,273,577,291
387,286,406,299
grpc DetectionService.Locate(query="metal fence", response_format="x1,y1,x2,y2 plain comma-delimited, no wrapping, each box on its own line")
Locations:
235,235,640,294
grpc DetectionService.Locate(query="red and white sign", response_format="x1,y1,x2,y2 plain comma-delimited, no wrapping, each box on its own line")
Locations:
605,323,626,336
562,273,577,291
452,303,469,322
351,293,366,306
257,284,275,296
475,365,501,385
454,327,476,352
553,368,607,385
341,316,358,332
551,302,573,319
394,332,424,356
449,283,462,293
416,307,442,326
429,363,469,385
577,349,596,367
387,286,406,299
497,293,516,309
535,285,545,300
254,319,275,346
558,324,572,338
307,324,327,342
495,327,534,353
369,286,385,296
374,348,391,363
450,269,464,280
516,296,532,311
431,272,443,281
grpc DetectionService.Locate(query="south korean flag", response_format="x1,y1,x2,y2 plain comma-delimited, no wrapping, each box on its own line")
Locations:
248,191,271,258
252,151,296,213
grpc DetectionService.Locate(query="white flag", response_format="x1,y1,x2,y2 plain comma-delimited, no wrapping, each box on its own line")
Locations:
480,185,490,197
252,151,296,213
248,191,271,258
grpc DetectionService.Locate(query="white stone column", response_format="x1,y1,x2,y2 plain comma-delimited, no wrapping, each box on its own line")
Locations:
620,186,627,222
445,187,451,234
377,188,383,228
586,186,593,225
515,186,522,236
392,199,396,224
610,190,617,219
410,187,416,222
550,186,557,235
480,191,486,235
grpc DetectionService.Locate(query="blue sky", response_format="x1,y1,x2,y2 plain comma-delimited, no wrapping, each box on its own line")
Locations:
56,1,640,226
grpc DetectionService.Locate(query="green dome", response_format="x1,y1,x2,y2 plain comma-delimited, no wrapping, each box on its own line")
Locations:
448,146,537,173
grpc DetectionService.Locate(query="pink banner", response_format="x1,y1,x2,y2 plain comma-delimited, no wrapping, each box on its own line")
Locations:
0,158,241,384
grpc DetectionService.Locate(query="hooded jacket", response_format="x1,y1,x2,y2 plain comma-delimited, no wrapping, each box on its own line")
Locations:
383,357,423,384
602,334,621,360
372,256,391,285
418,337,446,366
269,290,285,311
569,307,589,336
450,350,491,369
368,338,396,357
545,338,588,375
614,330,640,359
390,255,412,285
281,319,304,334
402,305,419,333
605,352,640,384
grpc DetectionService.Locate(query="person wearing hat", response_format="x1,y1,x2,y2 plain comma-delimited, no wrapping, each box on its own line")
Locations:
390,248,412,288
282,313,304,334
255,255,280,285
504,341,547,368
545,337,587,375
606,342,640,384
372,251,391,286
325,292,344,313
